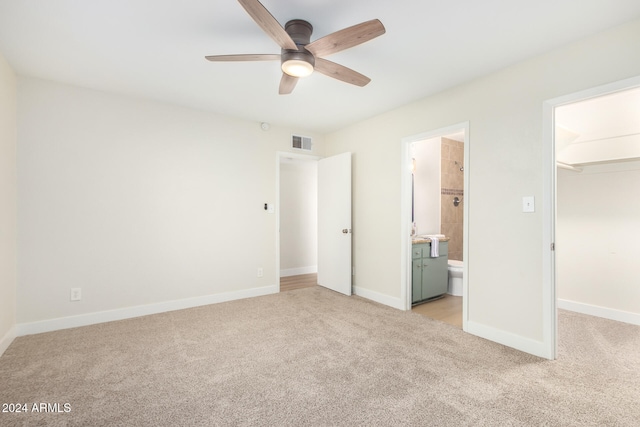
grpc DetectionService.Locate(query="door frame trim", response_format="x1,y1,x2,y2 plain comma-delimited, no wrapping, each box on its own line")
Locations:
400,122,469,332
542,74,640,360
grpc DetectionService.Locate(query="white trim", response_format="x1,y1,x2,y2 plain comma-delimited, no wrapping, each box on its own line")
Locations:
542,100,557,360
400,122,469,329
461,125,470,332
0,326,17,356
465,321,549,359
354,286,404,310
542,75,640,360
544,75,640,109
280,266,317,277
400,138,411,310
558,299,640,326
16,285,278,336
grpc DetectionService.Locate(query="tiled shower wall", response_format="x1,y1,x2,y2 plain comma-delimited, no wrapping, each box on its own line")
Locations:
441,137,464,261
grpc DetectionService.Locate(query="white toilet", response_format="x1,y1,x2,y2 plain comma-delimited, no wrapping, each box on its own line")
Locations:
447,260,463,296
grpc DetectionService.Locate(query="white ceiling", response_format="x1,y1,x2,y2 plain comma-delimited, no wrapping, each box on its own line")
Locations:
555,86,640,165
556,87,640,143
2,0,640,134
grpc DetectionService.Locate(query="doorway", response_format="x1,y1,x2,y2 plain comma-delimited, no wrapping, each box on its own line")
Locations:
543,75,640,359
276,151,353,296
277,153,319,292
401,122,469,330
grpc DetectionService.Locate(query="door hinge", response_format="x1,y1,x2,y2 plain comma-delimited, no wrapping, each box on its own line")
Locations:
551,243,555,251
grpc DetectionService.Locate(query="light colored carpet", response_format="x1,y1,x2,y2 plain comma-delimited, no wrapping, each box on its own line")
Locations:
1,286,639,426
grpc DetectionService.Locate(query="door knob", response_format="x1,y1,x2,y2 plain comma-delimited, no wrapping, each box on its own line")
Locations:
342,229,351,234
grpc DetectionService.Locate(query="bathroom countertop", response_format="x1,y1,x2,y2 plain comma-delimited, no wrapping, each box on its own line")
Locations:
411,236,450,244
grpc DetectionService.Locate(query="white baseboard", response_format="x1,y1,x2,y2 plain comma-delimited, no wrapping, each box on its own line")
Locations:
558,299,640,326
16,285,279,337
354,286,405,310
280,266,317,277
465,320,552,359
0,325,17,356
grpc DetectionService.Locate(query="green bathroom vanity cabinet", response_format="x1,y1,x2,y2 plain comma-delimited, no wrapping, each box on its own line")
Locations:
412,240,448,304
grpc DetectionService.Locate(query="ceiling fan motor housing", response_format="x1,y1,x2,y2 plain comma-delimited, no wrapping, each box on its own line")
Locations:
281,20,315,74
285,20,313,46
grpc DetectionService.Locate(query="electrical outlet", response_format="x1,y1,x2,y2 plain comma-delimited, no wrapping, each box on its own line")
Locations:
70,288,82,301
257,268,263,278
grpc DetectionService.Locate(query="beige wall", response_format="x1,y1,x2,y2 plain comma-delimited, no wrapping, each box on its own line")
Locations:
0,52,17,353
557,162,640,322
324,18,640,354
17,76,324,327
279,158,318,276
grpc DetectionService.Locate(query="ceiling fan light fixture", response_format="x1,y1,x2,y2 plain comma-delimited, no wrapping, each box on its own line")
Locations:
281,59,314,77
205,0,385,94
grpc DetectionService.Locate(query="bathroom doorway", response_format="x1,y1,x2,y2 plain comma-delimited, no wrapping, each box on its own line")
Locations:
401,122,469,330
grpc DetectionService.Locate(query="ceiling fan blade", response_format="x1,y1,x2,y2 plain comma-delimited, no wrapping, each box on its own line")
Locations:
237,0,297,50
205,54,280,62
305,19,385,58
279,73,298,95
314,58,371,87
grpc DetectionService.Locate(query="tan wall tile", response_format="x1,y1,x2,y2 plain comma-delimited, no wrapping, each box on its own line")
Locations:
440,138,465,261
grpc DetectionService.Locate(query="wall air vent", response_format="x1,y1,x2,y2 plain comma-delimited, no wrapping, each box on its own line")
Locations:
292,134,312,151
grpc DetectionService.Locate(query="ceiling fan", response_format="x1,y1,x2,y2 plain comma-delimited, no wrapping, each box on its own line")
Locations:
205,0,386,94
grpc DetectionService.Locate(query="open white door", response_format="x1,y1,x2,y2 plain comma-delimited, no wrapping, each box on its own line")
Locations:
317,152,352,295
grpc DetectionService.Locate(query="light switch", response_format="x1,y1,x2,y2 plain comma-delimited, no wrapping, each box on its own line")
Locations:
522,196,535,213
